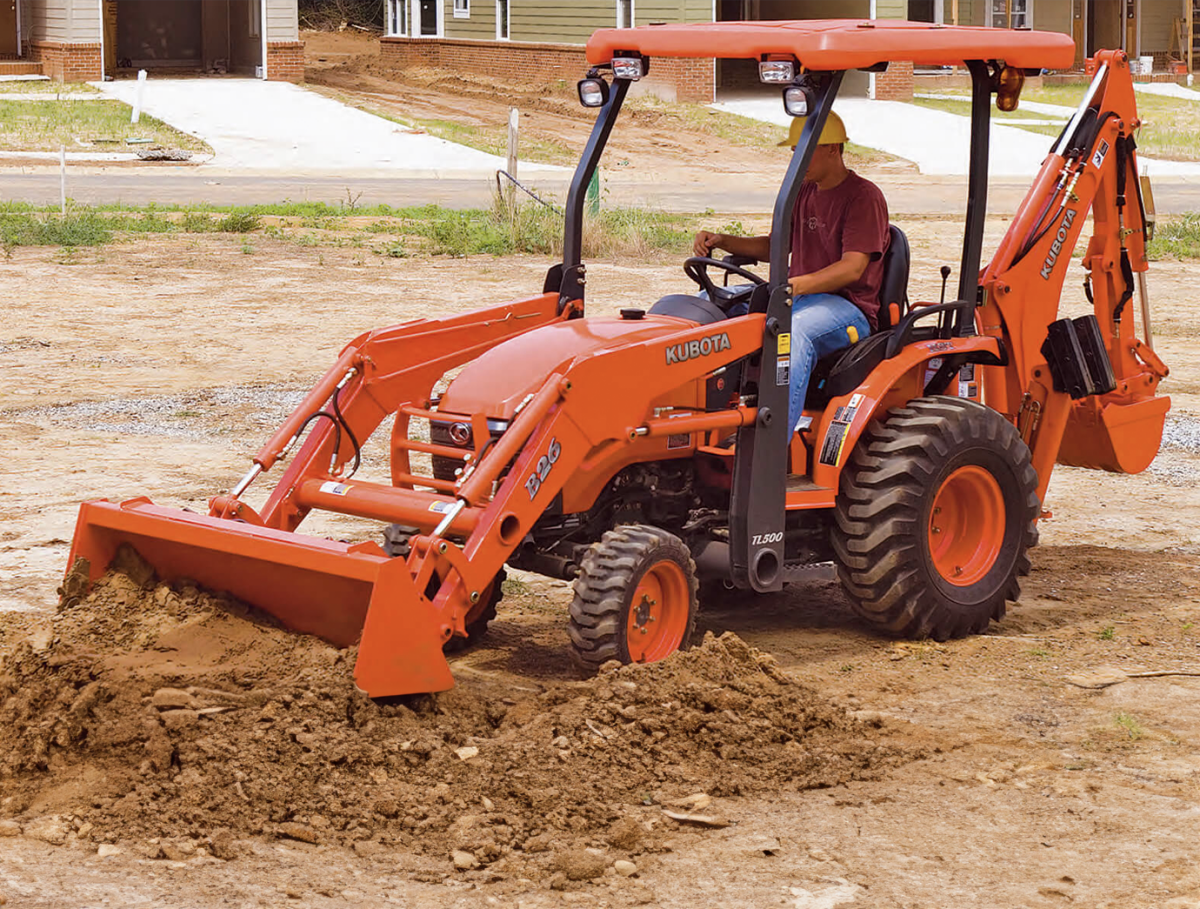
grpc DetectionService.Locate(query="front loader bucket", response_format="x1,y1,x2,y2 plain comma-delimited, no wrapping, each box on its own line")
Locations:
68,498,453,697
1057,395,1170,474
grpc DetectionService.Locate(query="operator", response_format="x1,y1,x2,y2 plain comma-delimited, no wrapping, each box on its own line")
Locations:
693,111,889,435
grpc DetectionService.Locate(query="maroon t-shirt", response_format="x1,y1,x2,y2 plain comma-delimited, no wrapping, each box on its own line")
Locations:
790,171,890,329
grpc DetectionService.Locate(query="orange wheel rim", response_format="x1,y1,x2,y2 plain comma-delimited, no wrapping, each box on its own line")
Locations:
928,465,1005,587
626,560,690,663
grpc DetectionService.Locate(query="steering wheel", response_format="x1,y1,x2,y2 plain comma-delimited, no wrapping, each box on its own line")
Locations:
684,256,766,310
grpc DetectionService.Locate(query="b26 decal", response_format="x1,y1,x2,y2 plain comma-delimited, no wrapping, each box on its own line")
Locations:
525,437,562,500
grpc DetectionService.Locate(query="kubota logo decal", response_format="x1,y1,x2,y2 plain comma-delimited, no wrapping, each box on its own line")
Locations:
666,332,732,365
1040,208,1077,280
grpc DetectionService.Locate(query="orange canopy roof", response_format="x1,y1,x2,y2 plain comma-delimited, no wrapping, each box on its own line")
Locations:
586,19,1076,70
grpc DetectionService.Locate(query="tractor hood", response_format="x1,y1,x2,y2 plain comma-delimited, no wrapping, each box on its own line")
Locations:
438,315,694,420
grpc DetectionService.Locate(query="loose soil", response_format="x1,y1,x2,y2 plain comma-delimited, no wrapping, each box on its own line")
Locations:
300,30,910,187
2,225,1200,908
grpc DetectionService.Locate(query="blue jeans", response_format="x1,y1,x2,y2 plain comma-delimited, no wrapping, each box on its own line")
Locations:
787,294,871,433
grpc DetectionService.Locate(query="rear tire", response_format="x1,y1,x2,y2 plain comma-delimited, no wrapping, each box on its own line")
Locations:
568,525,698,673
832,396,1039,641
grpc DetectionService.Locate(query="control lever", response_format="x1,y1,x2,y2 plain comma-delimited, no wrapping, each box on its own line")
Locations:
939,265,952,305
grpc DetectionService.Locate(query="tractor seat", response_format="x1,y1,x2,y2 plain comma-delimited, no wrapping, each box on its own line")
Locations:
805,224,911,408
646,293,729,326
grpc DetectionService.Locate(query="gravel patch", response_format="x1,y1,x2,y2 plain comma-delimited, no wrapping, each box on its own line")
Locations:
11,385,308,442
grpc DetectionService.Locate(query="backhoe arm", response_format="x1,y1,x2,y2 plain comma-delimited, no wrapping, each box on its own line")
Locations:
979,49,1168,498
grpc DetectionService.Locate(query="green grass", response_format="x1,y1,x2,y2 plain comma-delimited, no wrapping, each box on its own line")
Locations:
0,99,209,153
0,211,112,247
1098,625,1116,641
0,81,100,94
923,82,1200,161
0,199,697,258
1114,712,1144,741
1148,212,1200,260
911,96,1065,137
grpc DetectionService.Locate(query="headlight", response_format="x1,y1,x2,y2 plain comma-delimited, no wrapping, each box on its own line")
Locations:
783,84,814,117
577,77,609,108
759,60,795,84
612,56,646,81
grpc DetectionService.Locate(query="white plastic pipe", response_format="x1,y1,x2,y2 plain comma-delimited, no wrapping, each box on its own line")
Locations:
59,145,65,214
131,69,147,125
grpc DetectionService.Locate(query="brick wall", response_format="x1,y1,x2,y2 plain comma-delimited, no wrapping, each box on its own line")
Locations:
380,36,714,103
873,60,913,101
266,41,305,82
29,41,102,82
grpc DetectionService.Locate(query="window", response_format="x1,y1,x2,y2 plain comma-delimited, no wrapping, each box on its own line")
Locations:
454,0,469,18
388,0,408,36
617,0,634,28
249,0,261,38
990,0,1031,29
496,0,509,40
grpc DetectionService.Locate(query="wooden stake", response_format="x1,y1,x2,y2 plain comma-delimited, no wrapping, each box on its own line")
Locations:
60,145,66,215
505,107,519,209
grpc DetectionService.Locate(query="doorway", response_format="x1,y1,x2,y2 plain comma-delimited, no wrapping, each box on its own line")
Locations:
418,0,438,36
107,0,263,77
1,0,16,57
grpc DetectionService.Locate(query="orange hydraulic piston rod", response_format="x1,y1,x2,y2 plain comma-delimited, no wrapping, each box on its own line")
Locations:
294,477,481,536
629,407,757,440
456,373,567,506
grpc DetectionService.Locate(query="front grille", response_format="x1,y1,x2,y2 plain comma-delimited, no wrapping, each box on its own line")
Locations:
429,418,508,482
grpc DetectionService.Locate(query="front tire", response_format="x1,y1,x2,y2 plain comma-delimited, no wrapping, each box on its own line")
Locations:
568,525,698,673
832,396,1039,641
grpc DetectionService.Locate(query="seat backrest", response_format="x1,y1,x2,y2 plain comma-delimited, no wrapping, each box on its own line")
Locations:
878,224,910,331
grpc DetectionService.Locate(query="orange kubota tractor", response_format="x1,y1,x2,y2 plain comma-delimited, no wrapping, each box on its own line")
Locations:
68,21,1169,697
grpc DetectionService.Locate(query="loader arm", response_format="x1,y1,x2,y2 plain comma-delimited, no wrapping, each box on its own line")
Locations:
980,49,1168,498
357,315,767,693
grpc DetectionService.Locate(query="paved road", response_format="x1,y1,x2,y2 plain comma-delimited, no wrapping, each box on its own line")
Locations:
3,171,1199,216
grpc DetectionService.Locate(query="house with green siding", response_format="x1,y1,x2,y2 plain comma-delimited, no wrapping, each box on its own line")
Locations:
380,1,1191,103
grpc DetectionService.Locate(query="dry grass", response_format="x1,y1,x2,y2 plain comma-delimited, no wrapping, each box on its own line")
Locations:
0,99,209,153
0,80,100,94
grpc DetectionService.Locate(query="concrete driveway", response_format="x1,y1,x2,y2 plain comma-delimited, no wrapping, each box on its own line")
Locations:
96,78,558,176
713,95,1200,178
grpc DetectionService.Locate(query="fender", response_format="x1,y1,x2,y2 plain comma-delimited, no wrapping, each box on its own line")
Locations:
806,335,1006,494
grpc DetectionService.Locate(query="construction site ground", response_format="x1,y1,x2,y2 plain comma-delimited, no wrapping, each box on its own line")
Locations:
2,215,1199,908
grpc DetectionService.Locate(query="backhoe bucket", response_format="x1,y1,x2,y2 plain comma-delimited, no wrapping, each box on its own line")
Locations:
68,498,453,697
1057,395,1170,474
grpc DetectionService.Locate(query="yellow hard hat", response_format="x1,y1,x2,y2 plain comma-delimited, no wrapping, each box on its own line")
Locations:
777,111,848,148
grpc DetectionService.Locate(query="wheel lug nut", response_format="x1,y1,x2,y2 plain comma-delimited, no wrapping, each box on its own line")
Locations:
932,527,941,534
640,627,648,635
955,566,963,575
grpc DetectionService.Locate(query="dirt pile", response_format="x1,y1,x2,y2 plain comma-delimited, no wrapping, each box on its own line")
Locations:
1,556,916,869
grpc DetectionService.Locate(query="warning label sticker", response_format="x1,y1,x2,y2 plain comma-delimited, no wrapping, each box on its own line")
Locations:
319,481,352,497
428,501,456,514
819,421,849,467
818,393,867,467
777,332,791,356
667,433,691,450
776,361,790,386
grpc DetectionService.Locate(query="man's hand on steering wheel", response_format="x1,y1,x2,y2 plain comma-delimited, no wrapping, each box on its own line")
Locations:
683,256,766,312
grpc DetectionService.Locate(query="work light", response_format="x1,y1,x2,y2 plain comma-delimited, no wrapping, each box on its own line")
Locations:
578,78,609,108
783,84,814,117
759,60,795,83
612,56,646,80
